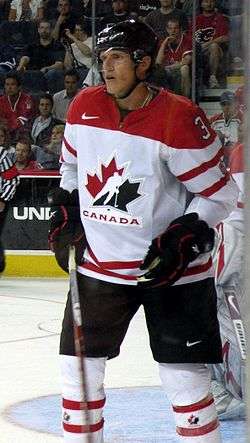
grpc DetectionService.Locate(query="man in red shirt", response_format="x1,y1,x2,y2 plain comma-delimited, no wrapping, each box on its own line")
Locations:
193,0,229,88
0,72,36,143
156,17,192,96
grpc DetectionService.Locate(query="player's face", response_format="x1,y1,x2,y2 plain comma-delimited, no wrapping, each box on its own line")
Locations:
166,21,181,40
100,49,137,98
221,101,236,117
4,78,20,96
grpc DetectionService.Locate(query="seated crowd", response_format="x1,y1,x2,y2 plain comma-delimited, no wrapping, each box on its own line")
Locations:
0,0,245,173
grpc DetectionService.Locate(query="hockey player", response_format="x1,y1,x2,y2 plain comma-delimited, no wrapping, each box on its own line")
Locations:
48,20,238,443
0,147,20,272
211,141,245,419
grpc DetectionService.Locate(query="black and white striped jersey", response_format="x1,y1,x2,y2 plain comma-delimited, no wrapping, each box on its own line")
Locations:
0,147,20,201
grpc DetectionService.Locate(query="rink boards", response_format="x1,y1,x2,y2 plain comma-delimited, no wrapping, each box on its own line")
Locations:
5,250,65,277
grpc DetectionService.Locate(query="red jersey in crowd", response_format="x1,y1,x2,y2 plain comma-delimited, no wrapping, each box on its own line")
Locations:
163,33,192,66
0,92,36,132
194,13,229,43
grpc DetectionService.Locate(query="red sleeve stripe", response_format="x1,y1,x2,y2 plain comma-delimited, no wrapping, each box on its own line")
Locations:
63,418,104,434
63,398,105,410
1,165,19,180
198,175,229,197
176,148,224,182
176,418,219,437
63,136,77,157
173,394,214,413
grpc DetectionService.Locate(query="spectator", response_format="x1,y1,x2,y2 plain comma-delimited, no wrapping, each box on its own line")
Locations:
145,0,188,39
31,93,61,146
17,20,65,93
155,17,192,96
0,71,36,143
82,62,102,87
52,0,78,41
0,0,11,21
13,138,39,170
100,0,135,30
174,0,199,19
84,0,113,32
0,43,20,77
33,123,64,169
193,0,229,88
52,69,80,122
209,91,243,152
8,0,44,21
0,125,14,153
63,21,92,83
128,0,160,19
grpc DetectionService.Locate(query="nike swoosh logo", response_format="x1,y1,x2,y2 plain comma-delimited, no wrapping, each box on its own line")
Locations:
186,340,202,347
228,294,240,315
81,112,100,120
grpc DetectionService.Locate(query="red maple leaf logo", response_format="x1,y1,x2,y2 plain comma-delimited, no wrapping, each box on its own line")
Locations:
86,158,124,198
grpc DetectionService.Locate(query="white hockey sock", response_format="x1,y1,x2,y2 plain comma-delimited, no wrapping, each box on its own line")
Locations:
173,394,221,442
61,355,107,443
159,363,222,442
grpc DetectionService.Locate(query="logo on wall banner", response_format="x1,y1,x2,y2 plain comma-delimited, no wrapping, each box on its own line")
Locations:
83,155,144,226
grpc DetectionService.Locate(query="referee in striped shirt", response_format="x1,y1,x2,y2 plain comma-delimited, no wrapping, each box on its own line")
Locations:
0,147,20,273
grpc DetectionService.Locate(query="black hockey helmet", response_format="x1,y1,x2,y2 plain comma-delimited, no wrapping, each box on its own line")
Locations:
96,19,159,65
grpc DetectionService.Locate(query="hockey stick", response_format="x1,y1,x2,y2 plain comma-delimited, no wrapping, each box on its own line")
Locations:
223,284,246,361
68,245,92,442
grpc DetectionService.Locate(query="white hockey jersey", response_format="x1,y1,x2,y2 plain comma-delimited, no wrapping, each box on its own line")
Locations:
60,86,238,285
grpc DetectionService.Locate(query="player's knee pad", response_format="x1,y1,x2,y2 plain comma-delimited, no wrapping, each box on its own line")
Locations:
61,355,107,442
159,363,221,441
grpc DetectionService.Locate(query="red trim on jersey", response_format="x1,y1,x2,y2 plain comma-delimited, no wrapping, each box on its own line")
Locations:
63,418,104,434
216,223,224,279
176,148,224,182
63,398,105,410
63,136,77,157
1,164,19,180
87,245,142,269
81,262,137,281
176,418,219,437
237,201,244,209
199,175,229,197
173,395,214,413
183,257,212,276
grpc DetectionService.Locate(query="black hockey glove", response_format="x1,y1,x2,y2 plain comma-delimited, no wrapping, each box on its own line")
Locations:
137,213,214,288
48,187,86,272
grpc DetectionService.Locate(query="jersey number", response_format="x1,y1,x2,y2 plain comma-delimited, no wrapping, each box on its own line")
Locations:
194,116,211,140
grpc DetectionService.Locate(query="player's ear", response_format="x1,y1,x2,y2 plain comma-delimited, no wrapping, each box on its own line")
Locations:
136,56,152,80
